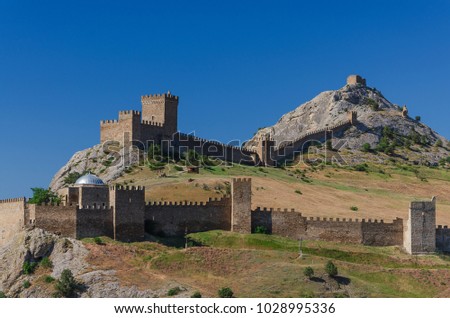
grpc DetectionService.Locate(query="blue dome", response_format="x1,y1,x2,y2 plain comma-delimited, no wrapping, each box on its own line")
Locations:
74,173,105,186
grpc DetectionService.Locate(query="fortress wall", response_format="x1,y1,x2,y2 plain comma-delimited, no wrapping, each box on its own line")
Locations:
251,208,307,238
145,198,231,236
33,204,78,238
274,121,352,161
173,133,256,165
404,199,436,254
79,186,109,206
110,186,145,242
140,122,166,144
305,218,363,244
100,111,141,144
76,206,114,239
362,218,404,246
436,226,450,252
0,198,26,247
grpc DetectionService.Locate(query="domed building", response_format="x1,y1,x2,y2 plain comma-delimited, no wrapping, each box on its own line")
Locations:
58,173,109,207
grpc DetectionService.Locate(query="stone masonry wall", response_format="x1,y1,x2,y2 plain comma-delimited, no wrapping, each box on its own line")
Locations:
110,186,145,242
231,178,252,233
32,204,77,238
436,225,450,252
0,198,26,247
145,198,231,236
76,206,114,239
251,208,404,246
404,198,436,254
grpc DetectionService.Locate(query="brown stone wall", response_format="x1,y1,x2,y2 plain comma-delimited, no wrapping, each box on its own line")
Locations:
79,185,109,206
0,198,26,247
76,206,114,239
231,178,252,233
33,204,77,238
362,218,403,246
141,93,178,136
404,198,436,254
305,217,363,244
251,208,307,238
110,186,145,242
100,111,141,144
145,198,231,236
436,226,450,252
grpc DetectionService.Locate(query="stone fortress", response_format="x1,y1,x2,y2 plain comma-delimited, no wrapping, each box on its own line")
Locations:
0,75,449,254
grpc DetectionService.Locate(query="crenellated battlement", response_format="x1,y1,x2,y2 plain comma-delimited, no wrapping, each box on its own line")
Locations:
77,205,111,210
253,207,299,214
141,120,164,127
109,185,145,191
141,92,179,101
119,110,141,116
177,133,256,153
233,177,252,183
146,196,229,207
0,197,25,204
100,119,119,125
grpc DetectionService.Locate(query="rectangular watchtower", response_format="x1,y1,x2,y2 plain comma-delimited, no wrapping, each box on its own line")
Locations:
109,185,146,242
403,197,436,254
141,92,179,136
231,178,252,234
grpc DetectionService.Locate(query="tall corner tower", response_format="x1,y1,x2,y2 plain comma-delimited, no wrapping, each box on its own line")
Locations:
141,91,179,136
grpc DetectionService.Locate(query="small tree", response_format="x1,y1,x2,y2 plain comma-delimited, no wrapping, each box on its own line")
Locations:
22,261,37,275
303,266,314,279
55,269,78,297
361,143,371,152
435,139,443,148
325,140,333,151
325,261,338,277
191,291,202,298
415,115,421,122
40,257,53,269
28,188,61,205
218,287,234,298
63,172,83,185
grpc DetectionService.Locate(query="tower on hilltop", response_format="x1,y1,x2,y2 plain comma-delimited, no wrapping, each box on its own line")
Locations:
141,91,179,136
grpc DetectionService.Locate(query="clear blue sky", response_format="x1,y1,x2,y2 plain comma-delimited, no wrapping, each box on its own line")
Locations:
1,0,449,198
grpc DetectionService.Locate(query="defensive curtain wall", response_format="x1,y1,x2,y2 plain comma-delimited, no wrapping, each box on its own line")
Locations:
100,90,358,166
1,179,449,254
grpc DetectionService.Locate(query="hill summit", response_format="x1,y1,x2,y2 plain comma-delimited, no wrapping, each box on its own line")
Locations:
245,75,448,165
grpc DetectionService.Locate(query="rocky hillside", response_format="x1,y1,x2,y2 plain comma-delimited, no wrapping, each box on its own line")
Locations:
0,229,188,297
246,83,448,164
50,82,449,191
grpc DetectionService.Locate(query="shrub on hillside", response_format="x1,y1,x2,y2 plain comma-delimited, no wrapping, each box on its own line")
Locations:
55,269,78,298
167,287,182,296
303,266,314,279
361,143,371,152
325,261,338,277
23,280,31,289
40,257,53,269
218,287,234,298
191,291,202,298
22,261,37,275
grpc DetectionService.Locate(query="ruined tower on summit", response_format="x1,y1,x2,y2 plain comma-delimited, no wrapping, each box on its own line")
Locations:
347,74,366,86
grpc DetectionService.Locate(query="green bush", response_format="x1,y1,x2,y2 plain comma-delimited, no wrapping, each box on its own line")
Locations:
415,116,421,122
354,163,368,172
173,165,184,171
295,189,302,195
366,98,379,111
28,188,61,205
254,226,268,234
0,291,6,298
167,287,182,296
23,280,31,289
55,269,78,298
40,257,53,269
435,139,443,148
350,206,359,211
325,261,338,277
22,261,37,275
44,275,55,283
325,140,333,150
191,291,202,298
303,266,314,279
218,287,234,298
361,143,371,152
94,237,103,245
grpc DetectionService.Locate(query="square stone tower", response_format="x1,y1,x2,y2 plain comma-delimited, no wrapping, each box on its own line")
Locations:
231,178,252,234
109,185,146,242
403,197,436,254
141,91,179,136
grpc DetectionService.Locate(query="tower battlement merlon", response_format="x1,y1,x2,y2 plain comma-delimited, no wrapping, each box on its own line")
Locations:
140,91,179,136
141,92,179,102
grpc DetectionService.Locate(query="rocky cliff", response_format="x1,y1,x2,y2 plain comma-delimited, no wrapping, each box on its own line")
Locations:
245,83,448,164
